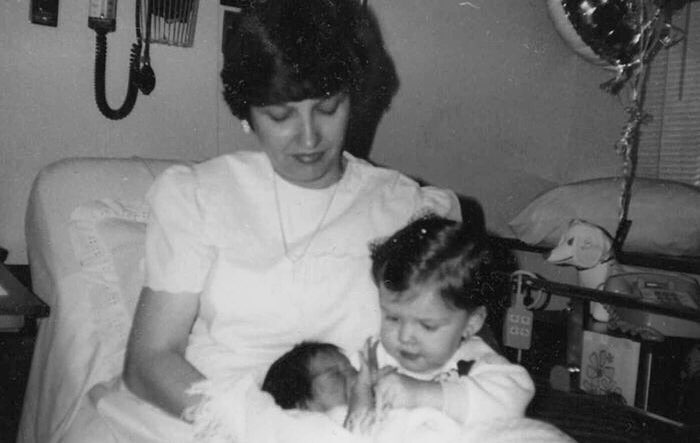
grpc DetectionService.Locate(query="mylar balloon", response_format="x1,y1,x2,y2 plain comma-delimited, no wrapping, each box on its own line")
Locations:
547,0,642,68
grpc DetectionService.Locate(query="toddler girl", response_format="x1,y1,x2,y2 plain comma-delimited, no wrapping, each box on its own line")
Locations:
369,214,535,425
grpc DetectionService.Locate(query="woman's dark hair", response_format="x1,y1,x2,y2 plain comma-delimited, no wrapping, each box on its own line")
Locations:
220,0,399,133
262,341,341,409
370,214,493,312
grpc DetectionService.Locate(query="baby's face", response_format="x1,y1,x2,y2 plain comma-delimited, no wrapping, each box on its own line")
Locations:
306,350,358,412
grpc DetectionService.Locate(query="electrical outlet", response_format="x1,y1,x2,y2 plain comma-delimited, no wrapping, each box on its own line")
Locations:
503,306,533,350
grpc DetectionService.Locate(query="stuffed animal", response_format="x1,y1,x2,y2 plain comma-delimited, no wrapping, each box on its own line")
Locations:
546,219,622,322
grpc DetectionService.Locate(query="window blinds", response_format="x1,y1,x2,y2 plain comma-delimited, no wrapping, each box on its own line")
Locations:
637,3,700,186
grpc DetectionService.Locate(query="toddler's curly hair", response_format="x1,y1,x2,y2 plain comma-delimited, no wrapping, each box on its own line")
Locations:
370,214,493,312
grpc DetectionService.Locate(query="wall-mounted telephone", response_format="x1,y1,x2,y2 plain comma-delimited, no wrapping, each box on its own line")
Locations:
88,0,155,120
603,272,700,338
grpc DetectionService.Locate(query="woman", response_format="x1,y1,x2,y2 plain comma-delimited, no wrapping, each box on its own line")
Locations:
63,0,460,441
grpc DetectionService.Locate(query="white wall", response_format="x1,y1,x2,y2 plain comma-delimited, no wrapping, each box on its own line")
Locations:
369,0,625,234
1,0,627,263
1,0,230,263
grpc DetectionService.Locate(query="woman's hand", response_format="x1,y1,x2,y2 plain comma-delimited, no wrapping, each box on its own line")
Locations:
374,371,444,411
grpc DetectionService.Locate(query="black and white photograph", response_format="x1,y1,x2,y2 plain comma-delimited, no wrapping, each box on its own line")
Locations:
1,1,699,442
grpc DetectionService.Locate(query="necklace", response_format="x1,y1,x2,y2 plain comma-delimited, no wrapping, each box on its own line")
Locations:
273,173,340,264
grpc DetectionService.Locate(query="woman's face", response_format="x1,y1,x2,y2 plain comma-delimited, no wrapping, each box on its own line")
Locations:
249,93,350,189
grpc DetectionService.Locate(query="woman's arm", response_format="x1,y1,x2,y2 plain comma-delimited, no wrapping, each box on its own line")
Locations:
123,287,205,419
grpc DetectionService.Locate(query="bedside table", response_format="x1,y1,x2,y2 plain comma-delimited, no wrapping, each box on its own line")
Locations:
0,262,48,441
0,262,49,329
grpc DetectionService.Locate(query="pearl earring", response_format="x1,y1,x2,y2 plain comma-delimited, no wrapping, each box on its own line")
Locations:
241,119,251,134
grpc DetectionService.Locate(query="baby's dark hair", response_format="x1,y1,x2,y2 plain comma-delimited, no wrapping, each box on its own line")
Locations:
262,341,341,410
370,214,492,312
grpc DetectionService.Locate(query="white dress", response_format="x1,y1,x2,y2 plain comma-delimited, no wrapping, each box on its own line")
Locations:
61,151,460,442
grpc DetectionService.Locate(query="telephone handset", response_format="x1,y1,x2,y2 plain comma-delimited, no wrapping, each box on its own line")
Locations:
88,0,155,120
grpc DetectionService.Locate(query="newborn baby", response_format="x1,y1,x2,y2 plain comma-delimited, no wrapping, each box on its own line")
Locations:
188,341,573,443
262,341,360,426
261,340,466,439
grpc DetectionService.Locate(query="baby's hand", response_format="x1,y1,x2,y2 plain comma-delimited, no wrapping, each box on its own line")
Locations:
348,350,374,412
374,371,442,411
344,338,378,432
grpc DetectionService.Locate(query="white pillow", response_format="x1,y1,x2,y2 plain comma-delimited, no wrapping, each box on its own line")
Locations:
508,177,700,256
69,199,149,355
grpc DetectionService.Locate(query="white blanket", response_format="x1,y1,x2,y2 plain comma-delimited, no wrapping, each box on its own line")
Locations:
185,376,575,443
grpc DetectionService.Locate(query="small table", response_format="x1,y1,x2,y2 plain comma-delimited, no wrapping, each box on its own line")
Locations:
0,263,48,438
0,263,49,326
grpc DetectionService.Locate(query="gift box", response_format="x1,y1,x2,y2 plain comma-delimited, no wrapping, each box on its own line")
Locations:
580,329,641,406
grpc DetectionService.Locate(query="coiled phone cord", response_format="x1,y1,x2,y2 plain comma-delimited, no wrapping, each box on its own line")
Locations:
93,0,154,120
94,31,141,120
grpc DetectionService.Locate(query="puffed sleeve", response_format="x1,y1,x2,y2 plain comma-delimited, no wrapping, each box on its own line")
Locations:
144,164,216,294
440,353,535,426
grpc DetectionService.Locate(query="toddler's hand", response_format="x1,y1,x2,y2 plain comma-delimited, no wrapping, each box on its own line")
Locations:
375,371,442,411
